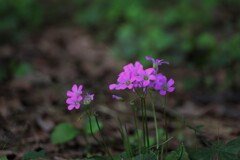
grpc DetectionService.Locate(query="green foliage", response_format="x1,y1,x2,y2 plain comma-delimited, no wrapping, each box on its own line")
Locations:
0,0,43,43
0,156,8,160
83,116,103,135
22,149,46,160
183,77,200,91
129,128,166,147
71,0,240,93
187,124,204,135
165,144,189,160
51,122,79,144
189,138,240,160
11,62,32,77
1,0,240,89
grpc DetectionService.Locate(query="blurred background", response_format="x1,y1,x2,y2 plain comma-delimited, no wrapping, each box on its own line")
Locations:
0,0,240,159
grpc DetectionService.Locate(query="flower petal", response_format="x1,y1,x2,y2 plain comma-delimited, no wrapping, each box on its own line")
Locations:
145,68,154,75
78,85,83,91
145,56,154,62
90,94,94,100
127,84,133,89
143,80,149,87
159,90,166,96
75,104,80,109
66,98,73,104
78,96,83,101
149,75,156,80
67,91,73,97
167,79,174,87
72,84,77,92
68,105,74,110
168,87,175,92
109,84,117,90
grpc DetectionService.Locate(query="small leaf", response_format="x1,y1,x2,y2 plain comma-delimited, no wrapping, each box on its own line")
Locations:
189,148,214,160
114,151,128,159
14,63,32,77
51,122,79,144
189,138,240,160
165,144,189,160
149,136,155,146
0,156,8,160
219,138,240,160
83,116,103,135
129,129,143,145
23,149,46,160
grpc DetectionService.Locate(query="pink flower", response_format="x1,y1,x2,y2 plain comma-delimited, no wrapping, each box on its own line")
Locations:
138,68,156,87
66,84,94,110
157,77,175,96
67,84,83,97
153,73,165,90
109,58,174,95
66,95,82,110
123,61,144,82
146,56,169,73
83,93,94,105
109,83,121,90
117,71,135,90
112,95,123,100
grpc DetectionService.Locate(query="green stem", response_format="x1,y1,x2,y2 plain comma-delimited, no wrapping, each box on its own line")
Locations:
94,115,113,160
143,97,150,150
141,98,146,148
164,96,169,150
118,118,134,158
88,113,101,145
149,92,159,158
161,95,168,160
131,102,141,153
124,124,134,157
160,145,164,160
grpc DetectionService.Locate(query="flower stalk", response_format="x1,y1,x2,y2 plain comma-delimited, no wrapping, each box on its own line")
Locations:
149,91,160,156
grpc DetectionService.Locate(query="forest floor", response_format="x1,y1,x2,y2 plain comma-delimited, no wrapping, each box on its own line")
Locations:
0,27,239,159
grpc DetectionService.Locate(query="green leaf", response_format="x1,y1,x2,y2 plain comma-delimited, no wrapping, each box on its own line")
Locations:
149,136,155,146
129,129,143,145
157,128,166,141
219,138,240,160
166,144,189,160
14,63,32,77
51,122,79,144
22,149,46,160
114,151,128,159
197,33,216,49
189,138,240,160
0,156,8,160
187,124,204,135
83,116,103,135
189,148,215,160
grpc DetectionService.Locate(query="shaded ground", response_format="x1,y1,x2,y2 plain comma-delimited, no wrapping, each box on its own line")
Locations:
0,27,239,159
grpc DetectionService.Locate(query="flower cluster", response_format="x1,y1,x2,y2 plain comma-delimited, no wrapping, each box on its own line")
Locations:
66,84,94,110
109,56,175,96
